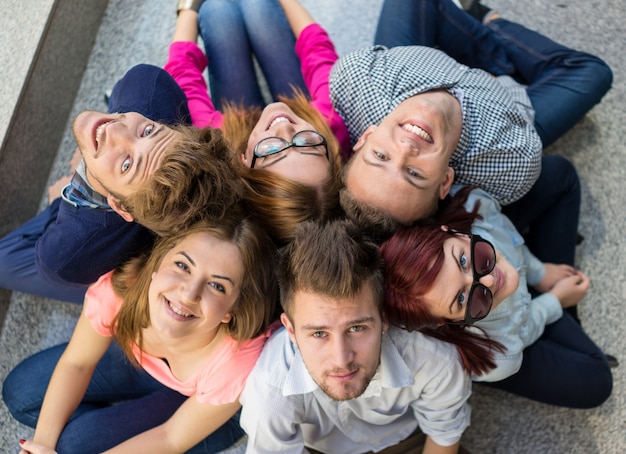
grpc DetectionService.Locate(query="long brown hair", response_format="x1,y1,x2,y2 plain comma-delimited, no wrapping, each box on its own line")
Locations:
110,211,278,365
380,187,505,376
222,92,342,245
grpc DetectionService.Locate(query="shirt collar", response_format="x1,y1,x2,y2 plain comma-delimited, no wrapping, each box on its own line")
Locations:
62,159,111,210
282,329,415,399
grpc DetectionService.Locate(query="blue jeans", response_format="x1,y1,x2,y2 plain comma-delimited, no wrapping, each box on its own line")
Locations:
3,343,243,453
0,65,189,303
0,199,86,303
502,155,581,321
374,0,613,147
479,312,613,408
198,0,308,110
502,155,580,267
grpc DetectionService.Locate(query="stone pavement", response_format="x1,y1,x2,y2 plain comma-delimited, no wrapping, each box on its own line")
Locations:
0,0,624,452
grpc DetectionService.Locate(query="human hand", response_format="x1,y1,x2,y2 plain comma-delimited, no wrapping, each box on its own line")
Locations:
534,263,577,293
18,438,58,454
549,270,590,308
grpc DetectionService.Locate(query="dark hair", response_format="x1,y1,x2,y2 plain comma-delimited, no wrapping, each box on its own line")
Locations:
277,219,384,321
339,186,399,243
118,126,243,236
380,187,505,376
111,210,279,365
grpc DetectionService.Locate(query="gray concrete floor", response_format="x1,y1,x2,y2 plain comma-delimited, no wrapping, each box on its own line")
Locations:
1,0,624,453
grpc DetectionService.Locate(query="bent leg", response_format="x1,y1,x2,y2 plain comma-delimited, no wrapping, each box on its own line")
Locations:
3,342,166,428
374,0,514,75
480,312,612,408
487,18,613,147
240,0,308,100
0,199,86,303
55,387,187,453
198,0,265,109
502,155,580,266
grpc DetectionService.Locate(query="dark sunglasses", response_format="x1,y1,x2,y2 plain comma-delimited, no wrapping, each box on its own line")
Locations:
251,130,328,168
451,234,496,325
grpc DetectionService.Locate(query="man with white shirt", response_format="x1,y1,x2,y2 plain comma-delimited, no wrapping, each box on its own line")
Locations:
240,219,471,454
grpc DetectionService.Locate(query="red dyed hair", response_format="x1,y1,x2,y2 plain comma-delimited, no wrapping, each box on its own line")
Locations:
380,187,505,376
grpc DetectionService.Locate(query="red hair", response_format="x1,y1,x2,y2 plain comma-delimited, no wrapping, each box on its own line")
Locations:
380,187,505,376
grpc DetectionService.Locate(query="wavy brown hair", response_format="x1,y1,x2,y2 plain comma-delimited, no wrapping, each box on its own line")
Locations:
222,92,342,245
115,126,243,237
110,211,279,365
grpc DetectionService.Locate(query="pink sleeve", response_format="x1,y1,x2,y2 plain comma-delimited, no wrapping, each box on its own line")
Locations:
83,271,122,337
164,42,224,129
296,24,352,161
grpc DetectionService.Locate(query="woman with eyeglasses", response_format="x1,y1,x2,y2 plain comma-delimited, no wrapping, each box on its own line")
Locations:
166,0,345,244
379,184,613,409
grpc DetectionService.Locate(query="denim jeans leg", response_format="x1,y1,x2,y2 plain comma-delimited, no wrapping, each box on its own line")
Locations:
480,312,612,408
5,342,243,453
0,199,87,303
502,155,580,266
374,0,514,75
187,410,245,454
198,0,265,109
240,0,308,100
487,18,613,147
55,387,189,453
3,342,167,428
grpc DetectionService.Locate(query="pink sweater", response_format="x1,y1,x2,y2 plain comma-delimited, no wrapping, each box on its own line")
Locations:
84,272,271,405
163,23,351,160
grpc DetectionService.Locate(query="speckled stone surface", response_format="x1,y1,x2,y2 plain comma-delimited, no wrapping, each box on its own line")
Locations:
1,0,624,453
0,0,108,236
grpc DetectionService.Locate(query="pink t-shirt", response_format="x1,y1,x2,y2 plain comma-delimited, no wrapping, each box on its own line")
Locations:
163,23,351,160
84,271,272,405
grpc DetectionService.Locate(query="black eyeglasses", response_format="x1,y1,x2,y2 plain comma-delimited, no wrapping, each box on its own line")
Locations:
251,130,328,168
453,234,496,325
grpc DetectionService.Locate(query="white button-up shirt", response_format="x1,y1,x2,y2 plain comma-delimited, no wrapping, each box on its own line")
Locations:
240,326,471,453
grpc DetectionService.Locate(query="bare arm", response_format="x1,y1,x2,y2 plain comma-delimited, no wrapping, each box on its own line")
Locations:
423,437,460,454
32,310,112,449
172,9,198,43
278,0,316,38
103,396,241,453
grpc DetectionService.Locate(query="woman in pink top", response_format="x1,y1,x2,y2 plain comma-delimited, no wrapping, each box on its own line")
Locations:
166,0,349,244
4,210,278,453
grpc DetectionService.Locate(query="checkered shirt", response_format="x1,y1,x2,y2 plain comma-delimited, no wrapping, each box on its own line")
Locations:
61,160,111,210
329,45,542,205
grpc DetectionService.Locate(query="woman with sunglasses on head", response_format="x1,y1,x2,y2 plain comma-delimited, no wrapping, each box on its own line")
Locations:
166,0,346,244
380,180,613,409
3,210,279,453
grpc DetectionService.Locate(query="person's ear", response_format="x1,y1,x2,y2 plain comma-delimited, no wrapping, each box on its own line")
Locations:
440,225,449,233
107,195,135,222
221,312,233,324
353,125,377,152
438,166,455,200
382,316,389,335
240,152,247,164
280,313,297,344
